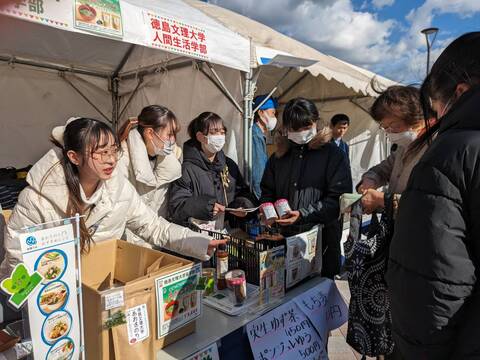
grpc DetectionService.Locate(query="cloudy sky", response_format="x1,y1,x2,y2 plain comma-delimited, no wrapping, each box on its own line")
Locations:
209,0,480,84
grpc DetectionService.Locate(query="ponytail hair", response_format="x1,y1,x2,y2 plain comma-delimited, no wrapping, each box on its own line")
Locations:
48,118,119,253
118,105,179,142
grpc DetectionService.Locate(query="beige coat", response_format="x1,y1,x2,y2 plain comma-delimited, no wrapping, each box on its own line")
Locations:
0,148,211,278
362,143,428,194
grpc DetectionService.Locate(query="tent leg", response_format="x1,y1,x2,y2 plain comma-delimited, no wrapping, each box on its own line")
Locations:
110,77,120,130
60,72,112,124
243,70,254,186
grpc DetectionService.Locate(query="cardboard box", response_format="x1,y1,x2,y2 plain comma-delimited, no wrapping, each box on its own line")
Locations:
82,239,197,360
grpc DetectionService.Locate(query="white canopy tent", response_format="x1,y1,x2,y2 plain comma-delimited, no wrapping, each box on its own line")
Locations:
1,0,395,188
187,0,397,187
0,0,249,167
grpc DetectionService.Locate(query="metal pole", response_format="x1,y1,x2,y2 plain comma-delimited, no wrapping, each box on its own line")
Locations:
61,73,112,123
243,70,253,184
206,63,244,114
425,34,431,77
75,213,86,360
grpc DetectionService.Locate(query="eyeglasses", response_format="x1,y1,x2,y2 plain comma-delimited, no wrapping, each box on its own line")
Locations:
379,120,406,133
91,146,123,162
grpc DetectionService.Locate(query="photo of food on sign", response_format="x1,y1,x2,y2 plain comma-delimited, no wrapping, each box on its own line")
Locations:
43,311,71,344
75,0,122,31
39,281,68,314
35,251,66,285
163,275,197,321
46,337,74,360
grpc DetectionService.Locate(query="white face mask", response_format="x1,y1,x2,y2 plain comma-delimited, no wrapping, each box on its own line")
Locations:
152,133,175,157
387,130,417,148
205,134,225,153
287,127,317,145
261,113,278,131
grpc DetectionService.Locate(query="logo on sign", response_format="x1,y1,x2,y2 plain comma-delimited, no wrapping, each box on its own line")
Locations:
26,236,37,246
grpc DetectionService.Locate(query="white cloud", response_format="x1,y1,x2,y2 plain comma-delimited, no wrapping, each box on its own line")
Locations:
211,0,480,83
372,0,395,10
210,0,395,66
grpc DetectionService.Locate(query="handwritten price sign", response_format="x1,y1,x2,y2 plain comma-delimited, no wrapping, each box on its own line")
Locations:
246,279,347,360
246,301,327,360
294,278,348,340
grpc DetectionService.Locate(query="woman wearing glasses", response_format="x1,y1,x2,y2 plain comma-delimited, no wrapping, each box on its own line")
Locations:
358,85,432,214
0,117,225,278
348,86,431,359
116,106,182,246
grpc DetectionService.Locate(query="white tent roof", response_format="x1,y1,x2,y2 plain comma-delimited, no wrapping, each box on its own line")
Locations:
0,0,250,73
186,0,396,96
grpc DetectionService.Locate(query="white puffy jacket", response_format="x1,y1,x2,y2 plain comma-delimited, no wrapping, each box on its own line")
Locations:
117,129,182,218
0,148,211,278
116,129,182,246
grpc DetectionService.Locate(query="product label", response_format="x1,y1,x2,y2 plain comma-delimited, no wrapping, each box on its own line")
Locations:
217,258,228,278
104,290,124,310
126,304,149,344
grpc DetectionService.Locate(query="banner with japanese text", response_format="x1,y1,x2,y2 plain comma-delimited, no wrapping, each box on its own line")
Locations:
0,0,71,28
144,11,209,61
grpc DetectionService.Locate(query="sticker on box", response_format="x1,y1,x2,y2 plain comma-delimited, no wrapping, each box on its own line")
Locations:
126,304,149,344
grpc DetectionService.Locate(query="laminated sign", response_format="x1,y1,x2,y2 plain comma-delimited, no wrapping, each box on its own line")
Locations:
17,220,82,360
155,263,202,338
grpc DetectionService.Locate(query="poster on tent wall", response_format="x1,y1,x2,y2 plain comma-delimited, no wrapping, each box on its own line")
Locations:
0,0,71,28
144,11,209,61
74,0,123,38
19,219,83,360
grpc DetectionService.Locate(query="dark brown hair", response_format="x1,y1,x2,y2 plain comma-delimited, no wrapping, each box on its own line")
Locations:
118,105,179,142
187,112,226,147
416,32,480,150
50,118,119,253
282,97,319,131
370,85,423,127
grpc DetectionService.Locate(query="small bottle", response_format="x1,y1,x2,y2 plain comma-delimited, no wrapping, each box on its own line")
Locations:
216,244,229,290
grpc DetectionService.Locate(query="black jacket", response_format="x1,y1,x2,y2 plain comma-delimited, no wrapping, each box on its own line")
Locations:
386,88,480,359
260,130,352,278
169,139,254,226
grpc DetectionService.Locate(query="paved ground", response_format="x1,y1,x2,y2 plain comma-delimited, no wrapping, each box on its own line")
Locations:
327,280,374,360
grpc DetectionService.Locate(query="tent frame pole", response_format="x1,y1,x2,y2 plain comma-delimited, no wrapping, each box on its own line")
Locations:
111,44,135,130
277,71,309,102
252,68,293,113
198,63,243,115
0,55,109,78
60,72,112,123
118,76,144,121
243,69,254,185
204,62,244,114
118,59,194,81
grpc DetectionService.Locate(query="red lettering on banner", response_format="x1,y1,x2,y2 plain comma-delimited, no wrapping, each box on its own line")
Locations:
190,29,198,41
150,18,161,30
163,33,172,45
171,24,180,35
199,44,207,54
181,27,189,38
173,36,182,48
198,32,206,43
191,41,199,52
153,31,162,43
183,39,191,50
162,21,171,33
